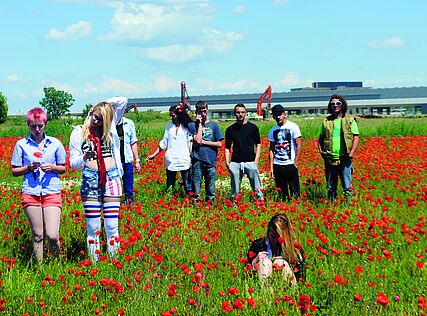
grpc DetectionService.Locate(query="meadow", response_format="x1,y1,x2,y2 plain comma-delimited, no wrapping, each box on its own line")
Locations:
0,114,426,315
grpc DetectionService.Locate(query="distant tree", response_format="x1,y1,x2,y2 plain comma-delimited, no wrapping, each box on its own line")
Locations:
0,92,8,124
82,103,93,118
39,87,75,120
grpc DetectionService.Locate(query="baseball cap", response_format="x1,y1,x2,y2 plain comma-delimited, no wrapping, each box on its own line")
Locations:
271,104,285,115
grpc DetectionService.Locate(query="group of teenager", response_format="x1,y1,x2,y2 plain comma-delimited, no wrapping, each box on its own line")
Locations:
147,94,359,205
11,93,358,283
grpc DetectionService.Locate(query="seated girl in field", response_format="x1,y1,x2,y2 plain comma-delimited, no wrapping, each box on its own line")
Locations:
247,213,306,283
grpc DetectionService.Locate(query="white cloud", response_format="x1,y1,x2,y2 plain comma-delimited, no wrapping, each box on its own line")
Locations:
274,73,312,90
202,28,244,53
99,2,243,62
149,75,180,93
233,5,245,14
368,37,405,48
5,74,19,82
100,2,210,43
46,77,143,100
47,82,76,94
45,21,92,40
276,73,300,86
141,44,204,62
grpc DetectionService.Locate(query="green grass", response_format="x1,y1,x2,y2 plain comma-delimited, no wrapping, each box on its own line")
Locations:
1,113,426,143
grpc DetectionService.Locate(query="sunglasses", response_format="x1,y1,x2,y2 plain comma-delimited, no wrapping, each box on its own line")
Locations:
330,101,342,106
92,114,103,122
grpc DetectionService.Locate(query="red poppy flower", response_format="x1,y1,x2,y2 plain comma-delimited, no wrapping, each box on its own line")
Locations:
154,254,163,264
33,152,43,158
333,274,347,285
222,301,233,313
418,296,426,310
376,292,390,306
228,287,239,295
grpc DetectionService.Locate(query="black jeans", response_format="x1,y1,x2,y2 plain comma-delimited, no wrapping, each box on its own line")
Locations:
273,164,300,201
166,169,192,194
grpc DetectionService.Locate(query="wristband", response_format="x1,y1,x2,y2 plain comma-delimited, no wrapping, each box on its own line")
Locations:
135,159,141,163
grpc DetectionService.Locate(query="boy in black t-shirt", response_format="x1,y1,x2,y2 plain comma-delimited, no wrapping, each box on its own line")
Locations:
225,103,264,202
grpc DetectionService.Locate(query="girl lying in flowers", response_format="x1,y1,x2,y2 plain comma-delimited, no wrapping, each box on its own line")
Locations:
247,213,306,283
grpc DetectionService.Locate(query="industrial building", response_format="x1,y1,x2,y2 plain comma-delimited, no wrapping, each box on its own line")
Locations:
129,82,427,118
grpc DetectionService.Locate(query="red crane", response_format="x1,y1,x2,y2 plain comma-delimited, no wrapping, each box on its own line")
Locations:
256,85,272,117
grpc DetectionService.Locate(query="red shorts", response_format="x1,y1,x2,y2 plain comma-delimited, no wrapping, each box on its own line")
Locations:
22,193,62,209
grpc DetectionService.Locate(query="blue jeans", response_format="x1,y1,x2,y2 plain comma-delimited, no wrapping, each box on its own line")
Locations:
229,161,264,201
324,156,353,200
192,160,217,202
166,169,192,194
122,162,134,204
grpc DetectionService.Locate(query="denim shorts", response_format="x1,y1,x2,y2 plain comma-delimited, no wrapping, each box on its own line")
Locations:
80,166,122,199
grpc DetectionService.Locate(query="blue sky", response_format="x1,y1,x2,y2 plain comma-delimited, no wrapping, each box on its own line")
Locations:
1,0,426,114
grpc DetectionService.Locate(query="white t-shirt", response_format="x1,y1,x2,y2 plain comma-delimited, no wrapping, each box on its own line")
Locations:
159,123,192,171
268,120,301,165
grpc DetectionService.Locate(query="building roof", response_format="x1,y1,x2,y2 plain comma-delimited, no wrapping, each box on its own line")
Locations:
129,86,427,111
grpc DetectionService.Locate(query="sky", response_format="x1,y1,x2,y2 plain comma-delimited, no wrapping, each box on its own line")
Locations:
1,0,426,115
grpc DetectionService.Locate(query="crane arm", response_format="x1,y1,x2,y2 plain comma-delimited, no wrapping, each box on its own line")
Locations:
257,85,272,116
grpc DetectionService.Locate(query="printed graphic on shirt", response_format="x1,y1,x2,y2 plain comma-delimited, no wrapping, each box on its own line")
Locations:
272,128,292,163
202,126,214,141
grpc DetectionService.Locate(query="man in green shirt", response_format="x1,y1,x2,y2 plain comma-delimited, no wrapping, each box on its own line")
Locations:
318,94,359,201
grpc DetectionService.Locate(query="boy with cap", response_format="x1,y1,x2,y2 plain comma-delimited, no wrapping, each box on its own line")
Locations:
268,104,302,201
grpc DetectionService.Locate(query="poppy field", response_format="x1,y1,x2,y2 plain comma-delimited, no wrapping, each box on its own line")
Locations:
0,117,426,315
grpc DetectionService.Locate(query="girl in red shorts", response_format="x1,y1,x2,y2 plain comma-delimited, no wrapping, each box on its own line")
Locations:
11,108,66,263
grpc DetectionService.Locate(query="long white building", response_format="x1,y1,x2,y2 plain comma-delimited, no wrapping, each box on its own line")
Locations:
129,82,427,118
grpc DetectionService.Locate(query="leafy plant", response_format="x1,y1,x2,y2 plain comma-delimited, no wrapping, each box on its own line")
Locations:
0,91,8,124
39,87,75,120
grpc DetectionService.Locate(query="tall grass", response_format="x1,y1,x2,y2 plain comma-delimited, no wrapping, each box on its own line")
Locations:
1,114,426,142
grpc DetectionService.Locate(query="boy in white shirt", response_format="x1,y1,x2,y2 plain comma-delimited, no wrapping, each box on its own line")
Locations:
268,104,302,201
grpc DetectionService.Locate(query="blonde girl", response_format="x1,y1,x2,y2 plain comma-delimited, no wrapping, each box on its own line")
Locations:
69,97,128,262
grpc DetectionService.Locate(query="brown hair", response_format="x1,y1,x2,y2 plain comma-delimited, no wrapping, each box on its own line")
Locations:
267,213,302,265
327,94,348,116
